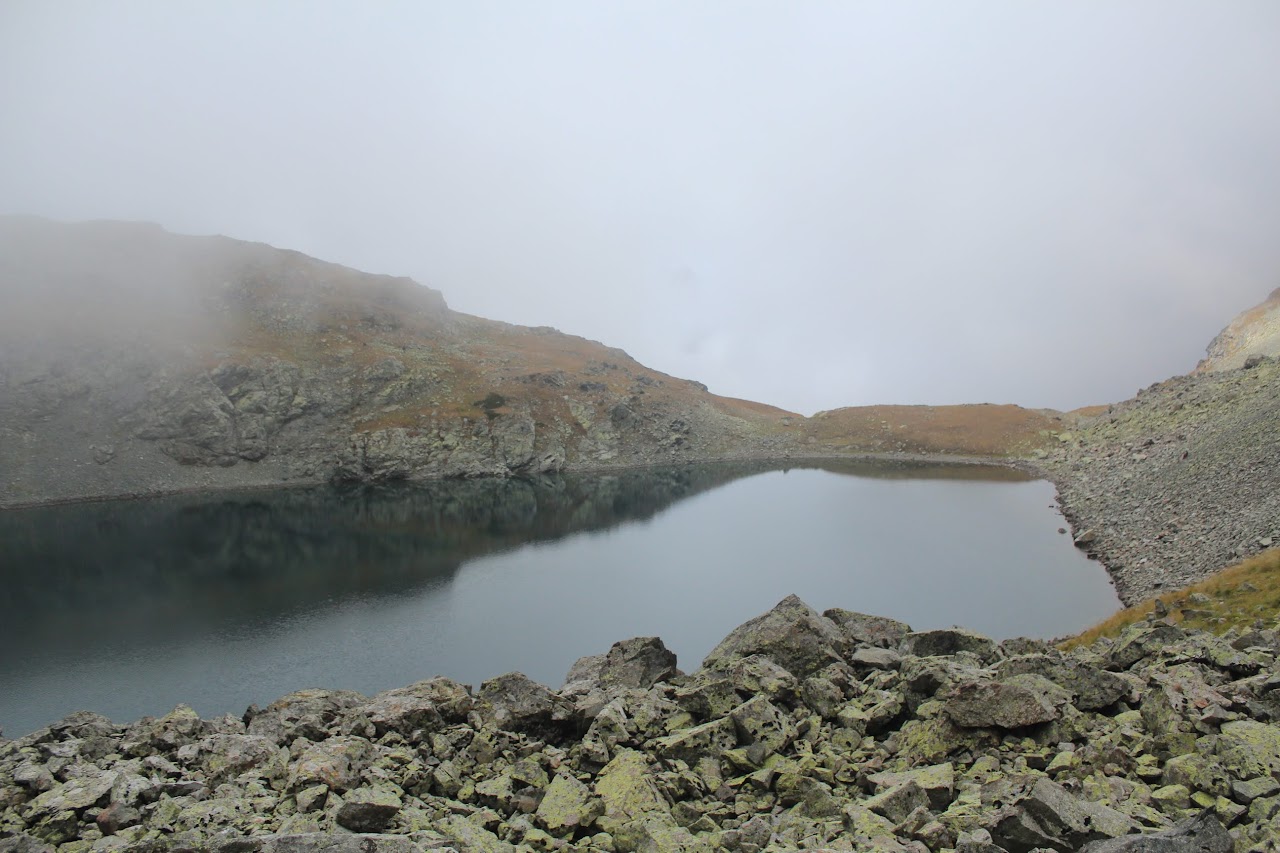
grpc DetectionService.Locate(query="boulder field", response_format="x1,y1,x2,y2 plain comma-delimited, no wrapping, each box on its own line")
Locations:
4,595,1279,852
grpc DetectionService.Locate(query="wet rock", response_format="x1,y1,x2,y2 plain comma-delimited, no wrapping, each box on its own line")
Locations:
701,595,846,678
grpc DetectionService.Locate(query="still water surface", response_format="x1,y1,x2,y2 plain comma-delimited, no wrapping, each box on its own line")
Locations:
0,461,1119,735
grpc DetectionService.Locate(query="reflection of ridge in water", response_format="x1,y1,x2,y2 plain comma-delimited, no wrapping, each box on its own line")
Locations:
0,459,1118,738
0,461,783,658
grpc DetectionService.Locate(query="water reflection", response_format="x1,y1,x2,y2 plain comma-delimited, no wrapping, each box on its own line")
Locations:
0,460,1114,736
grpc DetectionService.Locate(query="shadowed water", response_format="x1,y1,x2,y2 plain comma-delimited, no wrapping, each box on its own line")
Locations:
0,461,1119,736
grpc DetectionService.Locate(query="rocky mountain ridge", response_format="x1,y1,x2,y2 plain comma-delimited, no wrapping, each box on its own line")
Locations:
0,218,802,507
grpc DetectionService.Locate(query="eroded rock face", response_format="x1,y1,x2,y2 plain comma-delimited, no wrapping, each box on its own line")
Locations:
4,598,1280,851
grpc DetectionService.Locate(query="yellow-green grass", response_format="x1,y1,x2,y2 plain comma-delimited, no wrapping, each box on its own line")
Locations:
1061,548,1280,650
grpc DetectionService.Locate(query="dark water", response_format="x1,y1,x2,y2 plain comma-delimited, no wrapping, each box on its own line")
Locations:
0,461,1119,736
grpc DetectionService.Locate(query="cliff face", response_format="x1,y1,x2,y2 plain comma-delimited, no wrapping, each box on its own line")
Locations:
0,218,798,506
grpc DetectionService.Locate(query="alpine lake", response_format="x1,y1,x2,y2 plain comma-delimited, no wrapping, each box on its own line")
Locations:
0,460,1120,737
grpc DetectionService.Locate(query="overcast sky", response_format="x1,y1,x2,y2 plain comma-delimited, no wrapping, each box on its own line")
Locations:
3,2,1279,414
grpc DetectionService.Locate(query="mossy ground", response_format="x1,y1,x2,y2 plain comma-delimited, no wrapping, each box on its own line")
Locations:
1062,548,1280,650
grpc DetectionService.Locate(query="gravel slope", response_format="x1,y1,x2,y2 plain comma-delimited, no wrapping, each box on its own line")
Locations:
1039,357,1280,606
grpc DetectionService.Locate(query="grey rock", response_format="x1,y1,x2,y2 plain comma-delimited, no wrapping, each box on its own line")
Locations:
901,628,999,663
994,654,1128,711
945,681,1060,729
850,647,903,670
701,594,846,678
1077,810,1232,852
990,777,1136,851
247,688,366,745
360,677,472,737
334,786,403,833
474,672,576,740
823,608,912,648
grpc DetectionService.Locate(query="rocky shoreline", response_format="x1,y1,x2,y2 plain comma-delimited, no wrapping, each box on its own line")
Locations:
3,594,1277,852
1035,357,1280,606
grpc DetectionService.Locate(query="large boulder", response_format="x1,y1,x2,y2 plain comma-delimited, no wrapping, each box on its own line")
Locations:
701,595,846,678
1077,810,1232,852
247,689,366,745
994,654,1128,711
561,637,679,716
989,777,1136,851
824,608,912,648
359,677,472,738
945,680,1060,729
901,628,999,663
474,672,576,740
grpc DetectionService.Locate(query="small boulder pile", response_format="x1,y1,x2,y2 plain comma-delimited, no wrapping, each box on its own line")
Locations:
4,595,1280,852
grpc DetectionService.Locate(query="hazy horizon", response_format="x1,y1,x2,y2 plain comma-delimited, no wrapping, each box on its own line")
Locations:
3,2,1278,415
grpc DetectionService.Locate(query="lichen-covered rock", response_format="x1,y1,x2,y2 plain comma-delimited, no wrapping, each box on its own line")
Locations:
334,785,402,833
247,689,366,745
474,672,576,741
701,595,846,678
823,608,913,649
989,776,1136,851
900,628,999,663
1077,809,1232,852
287,736,374,792
868,762,956,811
594,749,670,831
945,681,1060,729
359,677,472,738
535,772,602,833
994,654,1128,711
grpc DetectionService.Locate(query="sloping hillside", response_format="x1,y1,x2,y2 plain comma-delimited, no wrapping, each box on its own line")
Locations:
1198,287,1280,372
803,403,1062,457
0,218,798,506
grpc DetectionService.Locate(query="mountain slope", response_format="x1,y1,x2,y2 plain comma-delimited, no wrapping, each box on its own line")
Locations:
0,217,798,506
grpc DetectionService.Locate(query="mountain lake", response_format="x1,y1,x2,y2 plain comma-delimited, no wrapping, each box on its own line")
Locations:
0,460,1120,736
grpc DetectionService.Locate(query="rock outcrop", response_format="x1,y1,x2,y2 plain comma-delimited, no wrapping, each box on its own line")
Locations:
0,217,799,508
1199,288,1280,373
4,595,1280,851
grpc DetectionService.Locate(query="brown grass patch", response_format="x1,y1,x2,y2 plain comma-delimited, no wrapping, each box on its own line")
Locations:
1061,548,1280,649
804,404,1063,457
